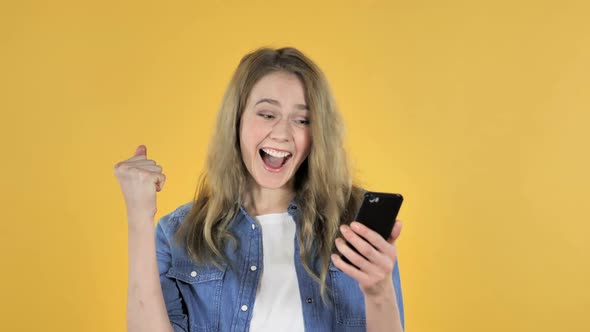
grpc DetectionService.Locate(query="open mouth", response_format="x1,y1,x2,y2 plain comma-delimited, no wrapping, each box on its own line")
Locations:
259,148,292,171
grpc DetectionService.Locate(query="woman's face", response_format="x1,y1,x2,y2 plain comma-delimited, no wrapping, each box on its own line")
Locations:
239,71,312,191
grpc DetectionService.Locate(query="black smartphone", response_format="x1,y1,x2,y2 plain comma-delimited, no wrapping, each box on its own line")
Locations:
340,191,404,266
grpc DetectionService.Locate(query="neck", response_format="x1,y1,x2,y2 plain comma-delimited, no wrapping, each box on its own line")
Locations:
243,178,296,216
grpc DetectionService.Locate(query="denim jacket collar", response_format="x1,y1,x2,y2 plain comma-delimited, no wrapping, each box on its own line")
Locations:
236,197,301,222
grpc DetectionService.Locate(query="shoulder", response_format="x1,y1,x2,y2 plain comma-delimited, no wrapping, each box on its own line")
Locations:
155,201,194,236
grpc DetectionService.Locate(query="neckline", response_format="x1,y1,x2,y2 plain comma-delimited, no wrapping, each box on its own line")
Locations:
255,211,290,218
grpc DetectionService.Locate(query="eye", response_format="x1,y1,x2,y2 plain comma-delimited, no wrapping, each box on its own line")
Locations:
295,118,310,126
257,112,275,120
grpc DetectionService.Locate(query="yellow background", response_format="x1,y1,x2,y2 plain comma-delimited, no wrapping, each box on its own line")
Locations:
1,0,589,331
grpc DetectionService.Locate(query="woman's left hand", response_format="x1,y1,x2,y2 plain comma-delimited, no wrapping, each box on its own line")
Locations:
331,220,403,299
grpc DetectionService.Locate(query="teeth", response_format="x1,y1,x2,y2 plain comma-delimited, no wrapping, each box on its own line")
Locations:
262,148,292,158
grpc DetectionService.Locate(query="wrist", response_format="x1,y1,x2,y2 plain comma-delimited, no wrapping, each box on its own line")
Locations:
127,214,155,232
364,283,397,307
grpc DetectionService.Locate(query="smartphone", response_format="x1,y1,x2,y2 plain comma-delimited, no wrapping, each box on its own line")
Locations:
340,191,404,266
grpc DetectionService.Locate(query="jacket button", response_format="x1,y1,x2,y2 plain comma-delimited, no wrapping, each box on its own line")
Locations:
190,271,197,277
306,297,313,304
241,305,248,311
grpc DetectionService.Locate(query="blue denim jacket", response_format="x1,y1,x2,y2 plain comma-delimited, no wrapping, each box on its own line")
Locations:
155,200,405,332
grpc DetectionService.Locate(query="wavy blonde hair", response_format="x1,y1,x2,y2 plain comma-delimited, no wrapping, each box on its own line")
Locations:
175,46,364,300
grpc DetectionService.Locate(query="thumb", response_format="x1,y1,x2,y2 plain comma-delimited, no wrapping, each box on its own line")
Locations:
134,145,147,157
388,220,403,244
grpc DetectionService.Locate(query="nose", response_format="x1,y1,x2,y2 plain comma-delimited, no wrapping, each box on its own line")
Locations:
269,117,291,142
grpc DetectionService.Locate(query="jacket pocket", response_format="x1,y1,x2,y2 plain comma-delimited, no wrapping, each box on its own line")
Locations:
166,259,226,332
328,263,367,327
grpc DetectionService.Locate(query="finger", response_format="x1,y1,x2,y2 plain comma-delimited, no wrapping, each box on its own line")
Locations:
136,145,146,157
387,220,403,245
137,165,162,173
155,173,166,192
340,224,388,266
349,222,391,253
128,145,147,161
157,174,166,192
127,159,157,167
334,237,376,273
331,253,370,284
114,160,156,171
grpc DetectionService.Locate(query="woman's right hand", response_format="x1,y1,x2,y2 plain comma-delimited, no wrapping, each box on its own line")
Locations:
113,145,166,223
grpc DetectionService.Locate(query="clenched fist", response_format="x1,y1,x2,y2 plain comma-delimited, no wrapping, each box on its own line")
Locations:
114,145,166,223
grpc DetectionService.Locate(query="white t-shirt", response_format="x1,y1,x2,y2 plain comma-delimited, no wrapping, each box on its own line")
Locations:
249,212,305,331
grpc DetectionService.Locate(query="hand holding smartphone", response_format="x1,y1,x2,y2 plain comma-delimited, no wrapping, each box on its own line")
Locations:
340,191,404,267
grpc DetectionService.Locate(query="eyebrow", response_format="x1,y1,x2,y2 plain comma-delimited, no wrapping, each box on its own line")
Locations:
254,98,308,110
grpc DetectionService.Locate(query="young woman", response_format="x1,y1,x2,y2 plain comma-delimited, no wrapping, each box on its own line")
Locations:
114,47,405,332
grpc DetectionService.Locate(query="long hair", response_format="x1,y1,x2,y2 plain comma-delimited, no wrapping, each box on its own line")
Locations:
174,46,364,301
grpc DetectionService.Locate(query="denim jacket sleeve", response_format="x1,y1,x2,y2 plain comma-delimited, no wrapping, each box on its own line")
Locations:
155,213,189,332
393,259,405,331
